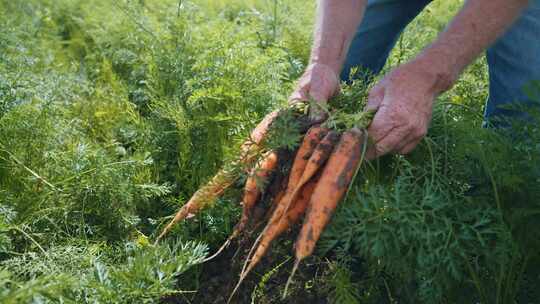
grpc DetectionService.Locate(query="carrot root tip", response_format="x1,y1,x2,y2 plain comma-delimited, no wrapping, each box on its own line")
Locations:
227,272,247,304
203,237,232,263
282,259,300,299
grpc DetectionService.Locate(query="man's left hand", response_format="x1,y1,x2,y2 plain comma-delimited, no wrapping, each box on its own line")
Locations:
365,61,448,159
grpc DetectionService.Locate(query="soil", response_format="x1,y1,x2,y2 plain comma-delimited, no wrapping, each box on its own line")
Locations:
163,232,329,304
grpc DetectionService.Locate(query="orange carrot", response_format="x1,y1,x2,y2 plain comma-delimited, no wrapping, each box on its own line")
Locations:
155,110,281,244
264,125,327,228
287,125,327,188
284,127,366,296
245,110,280,149
204,151,278,262
233,127,330,269
209,125,325,261
247,174,319,273
279,130,340,220
155,170,235,244
266,177,288,218
233,129,338,282
237,151,279,234
241,125,327,249
228,175,320,303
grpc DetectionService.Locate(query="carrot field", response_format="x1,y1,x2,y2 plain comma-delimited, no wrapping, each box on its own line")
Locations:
1,1,539,303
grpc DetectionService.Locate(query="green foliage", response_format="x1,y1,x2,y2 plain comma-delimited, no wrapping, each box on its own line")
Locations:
250,258,291,303
85,241,207,303
327,261,361,304
0,270,77,304
0,0,307,301
0,240,207,303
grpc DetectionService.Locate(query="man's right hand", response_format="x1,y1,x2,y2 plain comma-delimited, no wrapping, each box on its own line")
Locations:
289,63,340,105
289,0,366,117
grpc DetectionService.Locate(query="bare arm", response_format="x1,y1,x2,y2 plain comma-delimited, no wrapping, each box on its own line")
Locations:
290,0,366,103
367,0,530,157
416,0,530,93
310,0,367,74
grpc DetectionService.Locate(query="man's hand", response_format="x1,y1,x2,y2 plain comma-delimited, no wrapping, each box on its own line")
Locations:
290,0,366,108
289,63,340,104
365,60,451,159
364,0,529,159
289,63,340,121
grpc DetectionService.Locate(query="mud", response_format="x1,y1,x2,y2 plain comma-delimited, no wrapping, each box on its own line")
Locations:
164,221,330,304
336,131,364,189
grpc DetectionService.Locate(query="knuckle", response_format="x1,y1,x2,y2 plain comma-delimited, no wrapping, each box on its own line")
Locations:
288,91,307,103
414,126,427,138
399,147,413,155
386,72,401,83
367,91,378,101
309,90,326,102
368,86,382,98
399,118,414,129
375,144,389,155
397,148,408,155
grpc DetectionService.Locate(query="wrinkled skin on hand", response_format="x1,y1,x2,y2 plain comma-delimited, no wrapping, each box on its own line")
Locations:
365,62,443,159
289,63,340,122
289,63,340,103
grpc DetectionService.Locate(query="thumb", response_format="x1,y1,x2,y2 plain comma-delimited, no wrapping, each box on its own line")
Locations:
307,70,338,103
365,84,385,111
308,86,331,104
307,86,330,123
288,86,310,104
309,98,328,123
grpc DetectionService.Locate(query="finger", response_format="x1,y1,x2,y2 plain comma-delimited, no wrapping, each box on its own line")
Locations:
365,82,385,111
288,88,309,104
308,88,330,103
309,99,328,122
372,126,410,158
308,76,337,103
397,138,422,155
365,145,378,161
395,123,428,154
393,132,417,154
364,131,396,160
366,105,394,143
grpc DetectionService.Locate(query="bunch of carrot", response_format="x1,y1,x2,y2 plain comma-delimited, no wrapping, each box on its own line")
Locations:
154,103,373,301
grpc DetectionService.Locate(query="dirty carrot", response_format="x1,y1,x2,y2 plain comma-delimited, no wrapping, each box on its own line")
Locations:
279,130,340,219
287,125,327,188
228,175,320,303
269,125,327,226
235,127,329,273
284,127,366,297
236,125,327,260
247,173,320,274
235,129,338,283
265,177,288,218
204,151,278,262
155,110,281,244
237,151,279,235
155,170,235,244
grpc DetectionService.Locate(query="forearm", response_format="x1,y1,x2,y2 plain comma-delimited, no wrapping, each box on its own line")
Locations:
415,0,529,93
310,0,367,74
